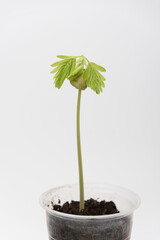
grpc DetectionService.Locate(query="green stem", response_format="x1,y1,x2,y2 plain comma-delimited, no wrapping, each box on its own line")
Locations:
77,89,84,210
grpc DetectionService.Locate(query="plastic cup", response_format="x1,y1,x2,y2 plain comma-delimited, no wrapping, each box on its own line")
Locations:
40,183,140,240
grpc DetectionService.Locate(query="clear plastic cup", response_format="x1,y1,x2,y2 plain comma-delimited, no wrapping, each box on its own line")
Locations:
40,183,140,240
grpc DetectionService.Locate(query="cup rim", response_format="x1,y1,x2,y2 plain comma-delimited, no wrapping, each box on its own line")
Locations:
39,183,141,220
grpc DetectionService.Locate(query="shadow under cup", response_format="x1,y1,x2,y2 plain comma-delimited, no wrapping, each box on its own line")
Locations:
40,184,140,240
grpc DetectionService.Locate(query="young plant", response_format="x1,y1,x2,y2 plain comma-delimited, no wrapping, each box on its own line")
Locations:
50,55,106,210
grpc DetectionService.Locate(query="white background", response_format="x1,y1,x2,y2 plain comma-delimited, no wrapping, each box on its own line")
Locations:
0,0,160,239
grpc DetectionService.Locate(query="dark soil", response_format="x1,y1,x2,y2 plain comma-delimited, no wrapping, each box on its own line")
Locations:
51,198,119,216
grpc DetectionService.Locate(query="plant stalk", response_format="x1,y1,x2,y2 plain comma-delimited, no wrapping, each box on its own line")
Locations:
77,89,84,210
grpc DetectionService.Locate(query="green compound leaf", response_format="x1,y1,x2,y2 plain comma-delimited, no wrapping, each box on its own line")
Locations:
83,62,106,94
51,57,76,89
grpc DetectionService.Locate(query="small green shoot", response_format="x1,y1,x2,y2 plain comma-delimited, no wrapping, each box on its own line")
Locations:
50,55,106,210
51,55,106,94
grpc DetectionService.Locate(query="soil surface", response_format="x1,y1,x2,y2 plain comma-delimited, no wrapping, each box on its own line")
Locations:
51,198,119,216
